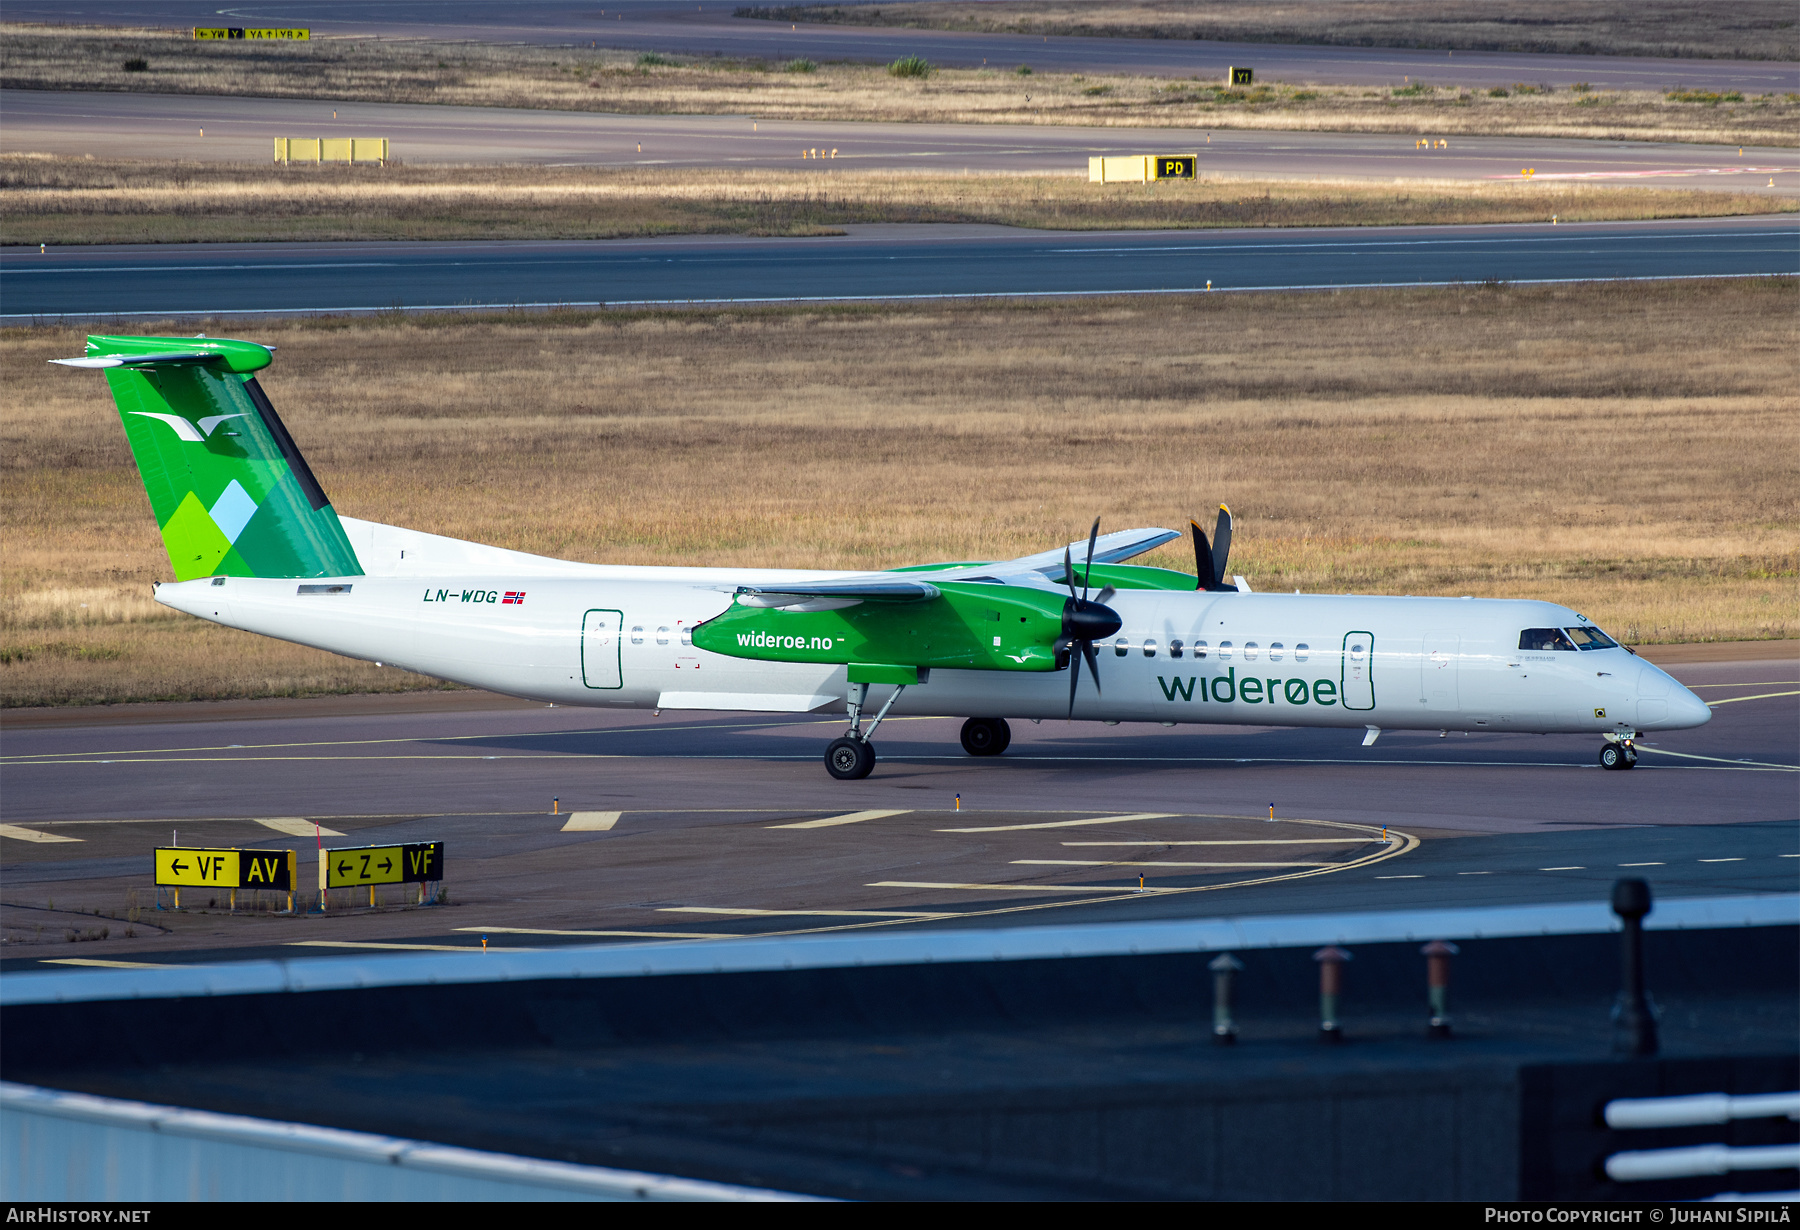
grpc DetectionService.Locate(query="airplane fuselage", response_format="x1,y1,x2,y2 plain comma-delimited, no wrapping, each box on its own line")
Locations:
157,548,1710,739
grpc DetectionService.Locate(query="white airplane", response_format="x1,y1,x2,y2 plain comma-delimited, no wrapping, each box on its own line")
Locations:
57,335,1710,779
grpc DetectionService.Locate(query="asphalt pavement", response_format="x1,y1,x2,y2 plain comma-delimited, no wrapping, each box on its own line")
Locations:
8,90,1799,192
5,216,1796,318
10,1,1798,91
1,654,1792,969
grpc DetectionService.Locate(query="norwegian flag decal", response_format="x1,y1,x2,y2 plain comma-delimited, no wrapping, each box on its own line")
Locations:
502,591,526,605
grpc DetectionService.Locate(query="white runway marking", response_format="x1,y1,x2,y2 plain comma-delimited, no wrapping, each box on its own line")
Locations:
284,950,525,958
40,958,178,969
1540,866,1587,871
1619,862,1666,867
1698,858,1746,863
1015,859,1335,869
658,907,946,918
770,809,910,830
457,926,733,939
0,824,81,843
1059,838,1370,846
560,811,621,831
869,880,1159,893
940,812,1174,833
254,817,345,837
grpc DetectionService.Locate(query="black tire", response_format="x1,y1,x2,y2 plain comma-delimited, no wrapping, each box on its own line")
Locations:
1598,743,1625,770
960,717,1012,757
825,737,875,780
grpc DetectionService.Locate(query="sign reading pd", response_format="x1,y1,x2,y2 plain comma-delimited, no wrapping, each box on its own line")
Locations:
1155,155,1197,180
323,841,443,889
156,847,294,890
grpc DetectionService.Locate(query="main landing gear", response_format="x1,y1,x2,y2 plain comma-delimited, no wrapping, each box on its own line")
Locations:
1599,733,1639,771
824,681,908,780
960,717,1012,757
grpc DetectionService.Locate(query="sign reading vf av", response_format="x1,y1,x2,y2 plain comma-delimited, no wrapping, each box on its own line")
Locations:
322,841,443,889
156,847,295,890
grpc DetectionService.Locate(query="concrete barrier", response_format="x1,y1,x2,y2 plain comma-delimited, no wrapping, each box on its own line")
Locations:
0,1082,811,1201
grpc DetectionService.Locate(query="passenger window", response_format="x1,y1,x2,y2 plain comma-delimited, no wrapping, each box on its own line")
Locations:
1218,640,1232,660
1169,639,1184,659
679,627,693,646
1269,642,1284,662
1295,643,1310,662
1114,637,1130,658
656,627,671,645
1565,626,1618,650
630,626,645,645
1193,639,1208,659
1519,628,1576,651
1143,639,1157,658
1244,641,1259,661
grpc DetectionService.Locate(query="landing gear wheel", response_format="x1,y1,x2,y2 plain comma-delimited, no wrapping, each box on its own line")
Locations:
1598,743,1633,771
960,717,1013,757
825,737,876,780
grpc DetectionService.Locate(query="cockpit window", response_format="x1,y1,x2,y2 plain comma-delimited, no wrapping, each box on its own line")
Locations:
1565,625,1619,650
1519,628,1577,651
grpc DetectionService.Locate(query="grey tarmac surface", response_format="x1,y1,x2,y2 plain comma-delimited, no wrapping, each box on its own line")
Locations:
7,90,1799,194
2,653,1794,970
9,1,1798,92
5,216,1797,319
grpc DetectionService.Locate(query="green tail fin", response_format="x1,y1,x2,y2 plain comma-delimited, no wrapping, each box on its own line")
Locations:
58,335,363,581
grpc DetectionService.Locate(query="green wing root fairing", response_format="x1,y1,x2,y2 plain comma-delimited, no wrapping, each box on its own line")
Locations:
83,335,362,581
693,583,1070,674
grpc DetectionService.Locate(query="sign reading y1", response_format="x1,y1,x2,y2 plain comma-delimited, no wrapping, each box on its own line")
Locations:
322,841,443,889
155,847,295,889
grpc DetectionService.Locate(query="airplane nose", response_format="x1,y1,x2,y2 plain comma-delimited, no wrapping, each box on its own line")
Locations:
1672,683,1712,728
1635,661,1710,729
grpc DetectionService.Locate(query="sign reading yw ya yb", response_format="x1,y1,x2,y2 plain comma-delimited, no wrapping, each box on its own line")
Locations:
322,841,443,889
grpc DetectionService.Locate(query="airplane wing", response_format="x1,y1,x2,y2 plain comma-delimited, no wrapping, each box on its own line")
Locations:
922,527,1183,585
733,576,941,606
729,527,1179,606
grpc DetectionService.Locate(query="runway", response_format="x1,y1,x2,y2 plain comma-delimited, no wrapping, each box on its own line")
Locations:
10,1,1799,92
2,651,1793,969
5,216,1796,319
9,90,1800,192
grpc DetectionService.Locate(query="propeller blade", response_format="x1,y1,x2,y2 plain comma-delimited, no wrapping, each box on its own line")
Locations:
1092,586,1115,606
1067,639,1082,716
1212,505,1233,585
1081,639,1102,697
1062,546,1078,601
1190,517,1217,590
1083,518,1101,600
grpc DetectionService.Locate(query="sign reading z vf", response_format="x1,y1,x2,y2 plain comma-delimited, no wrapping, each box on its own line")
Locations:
323,841,444,888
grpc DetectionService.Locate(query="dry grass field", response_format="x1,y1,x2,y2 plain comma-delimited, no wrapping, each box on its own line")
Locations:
4,154,1786,245
2,278,1795,706
751,1,1800,61
4,25,1796,147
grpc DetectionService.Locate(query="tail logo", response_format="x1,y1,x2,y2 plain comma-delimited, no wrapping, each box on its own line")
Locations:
129,411,247,442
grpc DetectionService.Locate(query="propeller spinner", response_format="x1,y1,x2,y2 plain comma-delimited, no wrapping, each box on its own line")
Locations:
1059,518,1124,716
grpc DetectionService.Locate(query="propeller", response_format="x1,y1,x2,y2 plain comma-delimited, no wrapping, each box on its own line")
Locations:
1059,518,1124,716
1190,504,1236,592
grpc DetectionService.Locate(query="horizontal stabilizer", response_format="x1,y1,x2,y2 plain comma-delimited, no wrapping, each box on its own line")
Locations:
51,352,222,369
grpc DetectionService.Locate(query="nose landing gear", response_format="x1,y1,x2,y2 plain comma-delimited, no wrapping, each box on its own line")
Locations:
960,717,1012,757
1599,733,1639,771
